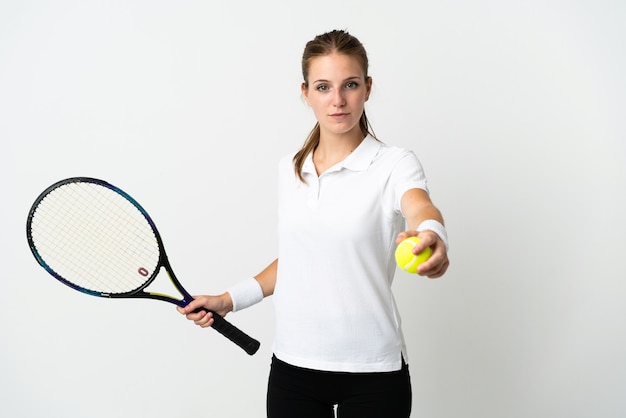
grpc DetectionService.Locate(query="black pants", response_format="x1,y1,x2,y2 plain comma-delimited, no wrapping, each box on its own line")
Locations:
267,355,412,418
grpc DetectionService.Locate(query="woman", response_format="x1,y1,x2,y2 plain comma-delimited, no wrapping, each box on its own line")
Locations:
179,29,450,418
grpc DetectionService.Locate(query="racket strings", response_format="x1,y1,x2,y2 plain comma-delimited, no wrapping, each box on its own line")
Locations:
29,181,160,294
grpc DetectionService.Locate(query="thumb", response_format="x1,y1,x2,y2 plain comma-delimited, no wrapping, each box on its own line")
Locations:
177,298,202,314
184,297,210,314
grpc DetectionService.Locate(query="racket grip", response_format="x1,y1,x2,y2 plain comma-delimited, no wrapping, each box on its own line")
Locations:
209,311,261,355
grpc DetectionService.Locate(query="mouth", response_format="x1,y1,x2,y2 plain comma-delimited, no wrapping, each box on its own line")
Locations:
329,112,349,119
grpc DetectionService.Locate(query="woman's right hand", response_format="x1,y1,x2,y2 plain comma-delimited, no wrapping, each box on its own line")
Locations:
176,293,233,328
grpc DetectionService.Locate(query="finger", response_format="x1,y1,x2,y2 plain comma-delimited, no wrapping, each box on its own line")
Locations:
196,311,215,328
427,260,449,278
420,258,449,278
411,239,431,255
180,297,207,314
415,230,439,248
417,260,437,275
177,305,204,319
415,246,443,273
417,248,448,274
192,310,206,323
395,230,418,244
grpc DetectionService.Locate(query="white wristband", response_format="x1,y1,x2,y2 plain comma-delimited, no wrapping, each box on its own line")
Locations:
227,278,264,312
417,220,449,251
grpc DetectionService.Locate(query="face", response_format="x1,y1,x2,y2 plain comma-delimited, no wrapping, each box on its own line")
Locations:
302,53,372,139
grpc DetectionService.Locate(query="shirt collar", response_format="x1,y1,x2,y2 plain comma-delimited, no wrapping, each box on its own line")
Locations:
302,135,381,175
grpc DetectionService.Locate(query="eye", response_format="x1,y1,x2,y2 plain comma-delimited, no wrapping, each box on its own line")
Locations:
345,81,359,89
315,84,329,92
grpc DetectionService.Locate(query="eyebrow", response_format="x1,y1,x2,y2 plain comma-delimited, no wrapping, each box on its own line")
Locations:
312,76,362,84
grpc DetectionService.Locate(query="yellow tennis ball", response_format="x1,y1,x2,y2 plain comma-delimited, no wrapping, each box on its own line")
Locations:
395,237,432,274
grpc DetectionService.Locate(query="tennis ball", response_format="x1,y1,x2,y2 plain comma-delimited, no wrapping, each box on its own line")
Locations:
395,237,431,274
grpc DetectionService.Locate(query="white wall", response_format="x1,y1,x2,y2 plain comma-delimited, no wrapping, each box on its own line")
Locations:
1,1,624,417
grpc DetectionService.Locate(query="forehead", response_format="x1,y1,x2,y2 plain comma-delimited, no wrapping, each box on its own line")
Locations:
307,53,365,81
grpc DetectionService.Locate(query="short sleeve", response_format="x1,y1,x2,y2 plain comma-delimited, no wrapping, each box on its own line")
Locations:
389,151,428,213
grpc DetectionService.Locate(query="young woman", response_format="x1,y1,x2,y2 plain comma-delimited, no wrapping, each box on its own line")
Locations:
179,29,450,418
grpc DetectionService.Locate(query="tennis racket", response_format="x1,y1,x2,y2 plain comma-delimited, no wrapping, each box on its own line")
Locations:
26,177,260,355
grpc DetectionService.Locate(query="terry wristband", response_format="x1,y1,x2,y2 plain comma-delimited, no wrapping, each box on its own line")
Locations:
417,219,449,252
227,277,264,312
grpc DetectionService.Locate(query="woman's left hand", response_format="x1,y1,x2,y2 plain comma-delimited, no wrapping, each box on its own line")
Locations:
396,230,449,278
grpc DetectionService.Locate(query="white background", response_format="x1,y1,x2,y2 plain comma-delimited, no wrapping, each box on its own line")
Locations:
1,1,625,417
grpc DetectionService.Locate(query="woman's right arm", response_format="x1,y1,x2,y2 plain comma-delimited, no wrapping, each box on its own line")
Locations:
253,258,278,297
177,258,278,328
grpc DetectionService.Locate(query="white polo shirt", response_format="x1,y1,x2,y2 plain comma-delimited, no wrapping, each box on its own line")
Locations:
273,135,429,373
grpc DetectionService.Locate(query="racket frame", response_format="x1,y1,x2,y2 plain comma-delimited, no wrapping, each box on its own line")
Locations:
26,177,260,355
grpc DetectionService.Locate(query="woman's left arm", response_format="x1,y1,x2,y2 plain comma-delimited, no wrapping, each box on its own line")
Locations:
398,188,450,278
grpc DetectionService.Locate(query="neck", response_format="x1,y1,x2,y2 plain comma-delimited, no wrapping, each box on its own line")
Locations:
312,132,366,175
316,129,365,157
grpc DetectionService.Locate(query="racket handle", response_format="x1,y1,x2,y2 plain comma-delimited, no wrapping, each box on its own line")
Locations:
208,311,261,355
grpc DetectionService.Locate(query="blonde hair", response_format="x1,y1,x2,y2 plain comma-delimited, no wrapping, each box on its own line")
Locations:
293,30,377,182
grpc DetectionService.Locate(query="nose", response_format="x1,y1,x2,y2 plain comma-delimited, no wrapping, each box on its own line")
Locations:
332,89,346,107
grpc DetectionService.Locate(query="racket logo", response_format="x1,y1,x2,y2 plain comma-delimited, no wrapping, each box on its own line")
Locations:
138,267,149,277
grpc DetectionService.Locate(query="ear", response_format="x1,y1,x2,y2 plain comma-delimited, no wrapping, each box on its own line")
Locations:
301,82,310,106
365,77,373,101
